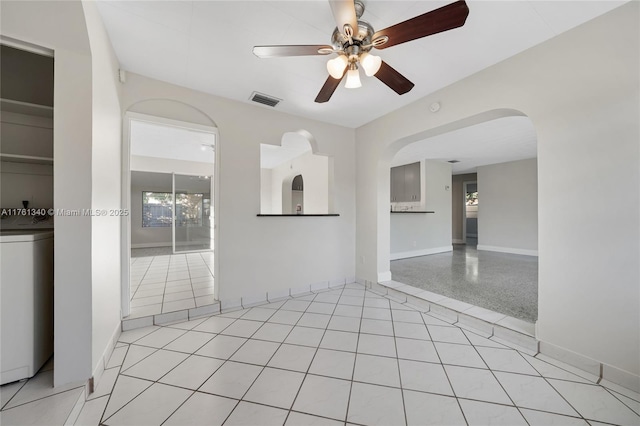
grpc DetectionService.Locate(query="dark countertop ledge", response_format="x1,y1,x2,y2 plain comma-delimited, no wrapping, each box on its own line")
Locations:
390,211,435,213
257,214,340,217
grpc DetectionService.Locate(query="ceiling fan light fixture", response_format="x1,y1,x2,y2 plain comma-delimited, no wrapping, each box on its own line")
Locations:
345,67,362,89
360,52,382,77
327,55,348,79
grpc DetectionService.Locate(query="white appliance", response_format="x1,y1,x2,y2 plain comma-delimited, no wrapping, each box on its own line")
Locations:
0,230,54,385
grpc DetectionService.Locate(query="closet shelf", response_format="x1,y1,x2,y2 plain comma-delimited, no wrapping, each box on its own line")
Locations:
1,98,53,118
0,153,53,165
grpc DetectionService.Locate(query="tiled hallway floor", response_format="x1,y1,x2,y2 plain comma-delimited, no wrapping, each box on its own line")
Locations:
129,252,215,319
71,284,639,425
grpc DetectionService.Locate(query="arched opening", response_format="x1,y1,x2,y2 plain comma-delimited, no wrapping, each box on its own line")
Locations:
378,110,539,326
290,174,304,214
121,99,219,320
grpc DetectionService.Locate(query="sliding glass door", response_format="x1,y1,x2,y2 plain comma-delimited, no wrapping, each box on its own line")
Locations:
173,173,213,253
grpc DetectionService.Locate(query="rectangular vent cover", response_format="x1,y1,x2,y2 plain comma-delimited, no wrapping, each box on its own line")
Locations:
250,91,281,107
448,160,460,163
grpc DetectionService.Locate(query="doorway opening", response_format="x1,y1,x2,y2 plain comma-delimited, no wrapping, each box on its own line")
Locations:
122,113,217,319
463,181,478,245
387,115,539,323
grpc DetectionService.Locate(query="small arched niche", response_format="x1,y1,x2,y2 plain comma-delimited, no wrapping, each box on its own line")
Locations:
260,130,334,214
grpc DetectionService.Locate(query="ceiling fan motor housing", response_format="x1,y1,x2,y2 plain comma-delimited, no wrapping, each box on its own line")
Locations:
331,20,375,57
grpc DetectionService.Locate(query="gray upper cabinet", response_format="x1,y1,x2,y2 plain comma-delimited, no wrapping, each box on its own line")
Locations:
390,166,405,202
390,162,421,202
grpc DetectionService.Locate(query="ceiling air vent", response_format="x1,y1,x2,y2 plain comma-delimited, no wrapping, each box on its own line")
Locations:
250,91,281,108
448,160,460,163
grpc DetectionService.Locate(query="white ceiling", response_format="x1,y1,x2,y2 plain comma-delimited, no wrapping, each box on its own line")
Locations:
96,0,625,129
103,1,623,173
130,119,215,163
391,115,537,173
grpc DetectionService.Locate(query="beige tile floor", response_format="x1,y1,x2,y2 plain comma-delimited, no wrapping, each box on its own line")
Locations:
129,252,215,318
3,283,637,425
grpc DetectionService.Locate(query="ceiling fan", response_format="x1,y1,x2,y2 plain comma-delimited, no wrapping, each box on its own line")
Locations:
253,0,469,103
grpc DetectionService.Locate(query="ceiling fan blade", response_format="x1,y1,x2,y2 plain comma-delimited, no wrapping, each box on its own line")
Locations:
329,0,358,35
253,45,334,58
375,61,415,95
315,74,345,103
373,0,469,50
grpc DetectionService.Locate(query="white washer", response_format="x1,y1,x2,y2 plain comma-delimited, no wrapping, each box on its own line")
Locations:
1,230,54,385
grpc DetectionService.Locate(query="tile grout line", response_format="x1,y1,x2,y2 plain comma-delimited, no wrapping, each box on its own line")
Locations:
282,286,346,424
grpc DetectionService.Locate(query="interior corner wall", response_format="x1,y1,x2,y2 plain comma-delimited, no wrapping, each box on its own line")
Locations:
451,173,477,242
260,168,273,213
390,160,452,259
356,2,639,378
477,158,538,255
1,0,94,386
120,73,356,302
83,0,123,378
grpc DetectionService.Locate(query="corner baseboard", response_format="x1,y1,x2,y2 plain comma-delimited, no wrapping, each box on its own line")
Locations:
390,246,453,260
477,244,538,257
539,340,640,393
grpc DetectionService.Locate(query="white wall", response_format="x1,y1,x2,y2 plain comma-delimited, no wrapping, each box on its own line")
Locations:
1,0,95,386
264,150,330,214
83,0,123,381
120,73,356,302
260,168,273,213
477,158,538,255
390,160,452,259
356,3,639,381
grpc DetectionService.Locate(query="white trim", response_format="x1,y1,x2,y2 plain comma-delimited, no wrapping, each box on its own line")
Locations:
125,111,217,134
1,35,53,57
390,245,453,260
477,244,538,257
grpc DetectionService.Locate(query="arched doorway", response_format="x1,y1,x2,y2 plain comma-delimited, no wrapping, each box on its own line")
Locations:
121,100,219,319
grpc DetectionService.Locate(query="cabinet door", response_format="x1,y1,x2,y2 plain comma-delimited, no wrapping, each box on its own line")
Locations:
390,166,405,202
404,162,421,201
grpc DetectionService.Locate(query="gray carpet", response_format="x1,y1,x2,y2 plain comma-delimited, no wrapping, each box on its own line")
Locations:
390,243,538,323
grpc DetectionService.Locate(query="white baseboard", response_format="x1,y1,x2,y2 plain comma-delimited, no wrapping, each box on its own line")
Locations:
539,340,640,393
131,242,171,249
131,242,212,249
390,246,453,260
477,244,538,257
